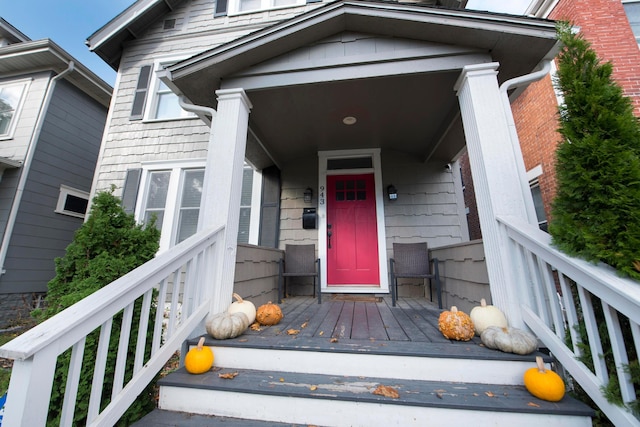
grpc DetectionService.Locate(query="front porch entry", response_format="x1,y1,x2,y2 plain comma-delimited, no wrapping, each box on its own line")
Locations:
318,149,389,295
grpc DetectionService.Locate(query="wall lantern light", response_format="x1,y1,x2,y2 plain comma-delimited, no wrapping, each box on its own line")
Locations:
304,187,313,203
387,184,398,201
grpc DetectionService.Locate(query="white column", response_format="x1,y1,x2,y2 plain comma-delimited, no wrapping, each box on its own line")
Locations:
455,63,530,328
200,88,252,314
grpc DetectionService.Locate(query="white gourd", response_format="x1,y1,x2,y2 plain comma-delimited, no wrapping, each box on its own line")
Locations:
469,298,508,335
205,311,249,340
228,293,256,324
481,326,538,355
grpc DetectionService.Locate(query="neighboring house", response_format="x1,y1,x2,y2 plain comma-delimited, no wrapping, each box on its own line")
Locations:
0,19,111,327
464,0,640,238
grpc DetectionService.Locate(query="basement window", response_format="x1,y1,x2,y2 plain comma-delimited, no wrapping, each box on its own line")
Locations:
55,185,89,218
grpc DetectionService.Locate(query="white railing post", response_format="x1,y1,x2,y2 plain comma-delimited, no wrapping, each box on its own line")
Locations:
3,348,58,426
455,63,533,328
199,88,252,315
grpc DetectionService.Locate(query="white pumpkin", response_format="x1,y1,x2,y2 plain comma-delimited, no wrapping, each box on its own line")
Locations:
205,311,249,340
228,293,256,324
469,298,508,335
481,326,538,355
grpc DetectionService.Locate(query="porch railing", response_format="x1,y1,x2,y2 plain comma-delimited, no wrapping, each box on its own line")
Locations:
498,215,640,427
0,225,224,427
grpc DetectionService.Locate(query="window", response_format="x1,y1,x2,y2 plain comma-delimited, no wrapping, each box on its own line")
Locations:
624,1,640,43
228,0,305,15
137,161,258,251
55,185,90,218
139,163,205,250
527,165,548,232
130,60,196,122
529,179,548,232
0,81,28,139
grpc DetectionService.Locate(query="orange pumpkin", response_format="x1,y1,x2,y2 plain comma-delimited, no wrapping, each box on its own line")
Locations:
184,337,214,374
438,306,475,341
256,302,283,326
523,356,565,402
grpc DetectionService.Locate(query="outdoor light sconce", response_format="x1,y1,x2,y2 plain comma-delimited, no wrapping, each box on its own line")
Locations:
304,187,313,203
387,184,398,201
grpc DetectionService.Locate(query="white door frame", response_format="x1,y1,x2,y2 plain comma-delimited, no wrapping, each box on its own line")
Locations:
318,149,389,294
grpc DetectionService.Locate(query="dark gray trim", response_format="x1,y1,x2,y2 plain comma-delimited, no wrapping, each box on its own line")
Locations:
130,65,152,120
258,166,280,248
122,168,142,214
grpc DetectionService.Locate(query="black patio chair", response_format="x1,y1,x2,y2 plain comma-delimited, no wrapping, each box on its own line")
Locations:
389,242,441,308
278,244,321,304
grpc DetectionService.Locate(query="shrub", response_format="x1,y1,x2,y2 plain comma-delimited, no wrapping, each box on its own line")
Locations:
34,188,160,426
550,22,640,280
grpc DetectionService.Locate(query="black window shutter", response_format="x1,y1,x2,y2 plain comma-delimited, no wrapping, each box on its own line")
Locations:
258,166,281,248
214,0,228,17
130,65,152,120
122,168,142,214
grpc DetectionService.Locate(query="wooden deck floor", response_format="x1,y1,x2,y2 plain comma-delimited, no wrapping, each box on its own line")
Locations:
252,295,452,344
207,295,541,362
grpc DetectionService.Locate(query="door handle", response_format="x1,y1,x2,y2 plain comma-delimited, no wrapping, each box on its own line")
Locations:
327,224,332,249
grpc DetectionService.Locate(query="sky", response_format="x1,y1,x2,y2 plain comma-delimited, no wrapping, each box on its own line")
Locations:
1,0,532,87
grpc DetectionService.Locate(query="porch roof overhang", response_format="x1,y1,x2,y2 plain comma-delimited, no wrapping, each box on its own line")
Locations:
163,0,559,168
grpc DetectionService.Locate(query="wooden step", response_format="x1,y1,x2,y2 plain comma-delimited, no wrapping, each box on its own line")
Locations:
157,367,594,427
131,409,308,426
189,334,553,385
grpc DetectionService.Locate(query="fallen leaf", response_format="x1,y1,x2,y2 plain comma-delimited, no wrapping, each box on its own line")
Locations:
318,331,324,336
287,329,300,335
238,338,248,342
485,391,495,397
372,384,400,399
250,323,262,331
528,402,541,407
280,377,285,382
310,385,318,391
218,372,238,379
301,321,309,329
436,392,443,399
330,337,338,343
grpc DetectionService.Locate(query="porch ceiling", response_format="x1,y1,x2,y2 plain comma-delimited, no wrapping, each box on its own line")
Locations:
164,0,559,169
246,71,462,166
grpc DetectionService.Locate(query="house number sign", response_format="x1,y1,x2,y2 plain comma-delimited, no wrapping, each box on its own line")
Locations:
319,186,325,205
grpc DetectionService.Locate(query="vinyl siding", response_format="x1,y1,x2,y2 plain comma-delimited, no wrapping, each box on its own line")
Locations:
0,72,50,161
0,79,106,294
91,0,324,200
382,150,466,255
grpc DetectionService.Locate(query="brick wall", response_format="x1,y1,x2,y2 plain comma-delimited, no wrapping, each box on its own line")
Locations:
511,0,640,224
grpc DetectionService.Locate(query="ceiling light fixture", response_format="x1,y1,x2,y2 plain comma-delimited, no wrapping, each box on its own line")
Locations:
342,116,357,125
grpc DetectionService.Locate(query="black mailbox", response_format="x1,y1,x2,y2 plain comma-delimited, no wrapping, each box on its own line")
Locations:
302,208,317,229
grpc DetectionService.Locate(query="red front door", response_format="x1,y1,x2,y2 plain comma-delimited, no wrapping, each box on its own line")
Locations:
326,174,380,286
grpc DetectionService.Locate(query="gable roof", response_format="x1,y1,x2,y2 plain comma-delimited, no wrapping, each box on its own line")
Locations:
163,0,558,108
86,0,468,71
0,38,112,107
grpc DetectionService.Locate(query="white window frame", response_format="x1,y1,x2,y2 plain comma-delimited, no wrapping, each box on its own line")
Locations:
136,159,261,251
0,79,30,140
136,159,206,252
55,185,90,219
228,0,306,16
623,0,640,44
527,165,548,231
143,56,198,122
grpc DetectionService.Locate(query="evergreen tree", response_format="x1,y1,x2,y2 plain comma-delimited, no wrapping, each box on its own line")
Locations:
550,22,640,281
35,188,161,426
